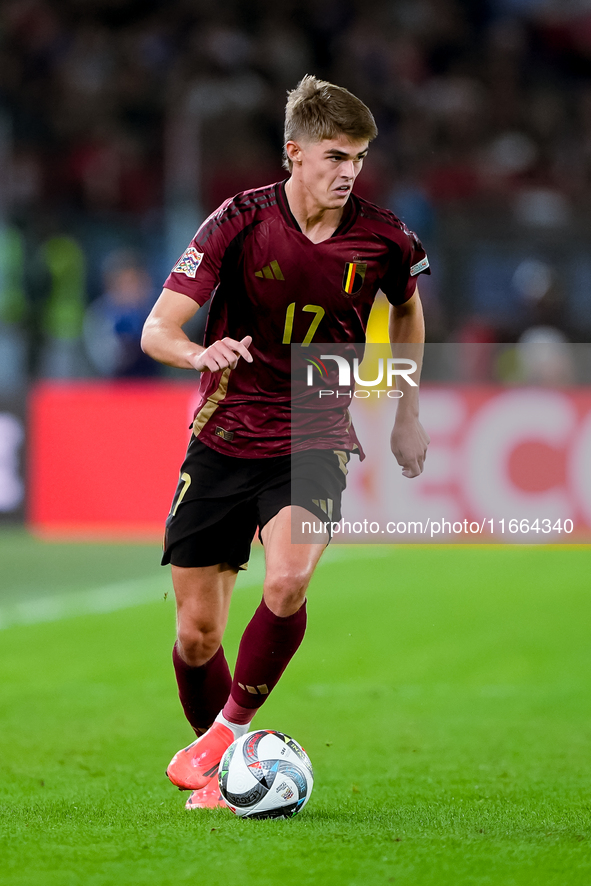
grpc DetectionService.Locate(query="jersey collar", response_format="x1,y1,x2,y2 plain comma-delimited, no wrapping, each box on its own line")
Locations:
275,181,358,239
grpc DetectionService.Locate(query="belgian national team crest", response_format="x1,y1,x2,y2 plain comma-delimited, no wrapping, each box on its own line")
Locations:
342,261,367,296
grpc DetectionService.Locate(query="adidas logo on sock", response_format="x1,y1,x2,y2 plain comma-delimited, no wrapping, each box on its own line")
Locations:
255,260,284,280
237,682,269,695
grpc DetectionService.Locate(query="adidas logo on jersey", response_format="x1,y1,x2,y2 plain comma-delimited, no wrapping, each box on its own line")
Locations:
254,260,284,280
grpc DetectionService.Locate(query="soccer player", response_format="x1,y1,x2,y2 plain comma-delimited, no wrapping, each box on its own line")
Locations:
141,75,430,809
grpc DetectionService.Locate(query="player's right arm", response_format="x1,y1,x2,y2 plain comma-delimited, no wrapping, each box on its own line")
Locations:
141,288,252,373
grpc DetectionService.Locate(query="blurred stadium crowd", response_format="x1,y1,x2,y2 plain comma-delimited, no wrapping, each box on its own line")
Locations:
1,0,591,389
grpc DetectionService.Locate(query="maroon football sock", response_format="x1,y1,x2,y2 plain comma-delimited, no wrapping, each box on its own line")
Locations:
225,598,307,715
172,643,232,736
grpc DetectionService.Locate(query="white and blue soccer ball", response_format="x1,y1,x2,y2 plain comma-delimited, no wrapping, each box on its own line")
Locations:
218,730,313,819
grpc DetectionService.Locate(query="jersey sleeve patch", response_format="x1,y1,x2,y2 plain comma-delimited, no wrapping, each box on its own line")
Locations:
172,246,204,278
410,256,430,276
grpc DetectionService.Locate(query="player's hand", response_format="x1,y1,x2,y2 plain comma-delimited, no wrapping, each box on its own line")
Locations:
190,335,253,373
390,415,430,478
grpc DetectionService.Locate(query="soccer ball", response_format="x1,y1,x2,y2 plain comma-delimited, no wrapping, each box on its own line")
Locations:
218,730,313,819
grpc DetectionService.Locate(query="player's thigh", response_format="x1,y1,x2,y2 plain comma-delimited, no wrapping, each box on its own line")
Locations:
167,502,257,641
172,562,238,632
260,506,327,615
257,446,348,578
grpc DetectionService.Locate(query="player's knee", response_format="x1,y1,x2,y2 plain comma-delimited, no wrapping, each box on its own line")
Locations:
263,568,310,616
176,623,222,667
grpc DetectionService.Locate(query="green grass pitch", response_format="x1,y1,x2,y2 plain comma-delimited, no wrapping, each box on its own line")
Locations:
1,531,591,885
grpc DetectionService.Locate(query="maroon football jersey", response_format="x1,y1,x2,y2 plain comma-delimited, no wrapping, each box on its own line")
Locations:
163,181,430,458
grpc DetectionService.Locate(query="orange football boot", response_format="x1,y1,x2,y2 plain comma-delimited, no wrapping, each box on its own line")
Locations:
184,774,227,810
166,721,234,791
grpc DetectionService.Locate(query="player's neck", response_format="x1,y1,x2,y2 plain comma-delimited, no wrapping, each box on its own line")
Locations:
284,178,344,244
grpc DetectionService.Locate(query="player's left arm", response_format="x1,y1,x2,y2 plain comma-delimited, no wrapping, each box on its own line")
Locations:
388,286,430,478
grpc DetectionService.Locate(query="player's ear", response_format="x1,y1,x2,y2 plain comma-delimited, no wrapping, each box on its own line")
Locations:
285,140,303,165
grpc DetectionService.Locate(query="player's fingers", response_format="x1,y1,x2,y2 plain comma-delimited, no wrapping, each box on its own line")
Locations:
221,336,253,363
203,343,235,371
199,353,225,372
401,456,421,478
212,341,242,368
238,335,253,360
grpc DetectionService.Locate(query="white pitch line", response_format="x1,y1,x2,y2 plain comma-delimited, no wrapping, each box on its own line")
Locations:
0,543,393,630
0,574,169,631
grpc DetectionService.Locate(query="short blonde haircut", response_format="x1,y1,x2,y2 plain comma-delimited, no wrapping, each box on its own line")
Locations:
283,74,378,171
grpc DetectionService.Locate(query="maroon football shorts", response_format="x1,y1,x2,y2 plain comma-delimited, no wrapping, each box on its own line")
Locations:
162,436,349,570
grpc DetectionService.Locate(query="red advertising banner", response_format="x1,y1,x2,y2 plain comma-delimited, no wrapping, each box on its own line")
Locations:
28,381,591,541
29,381,198,537
343,385,591,542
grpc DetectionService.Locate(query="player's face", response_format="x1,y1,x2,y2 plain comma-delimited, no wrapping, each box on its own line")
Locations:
289,134,369,210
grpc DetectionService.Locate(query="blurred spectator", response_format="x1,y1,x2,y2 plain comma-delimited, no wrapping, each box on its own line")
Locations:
387,180,436,240
454,319,500,382
0,225,27,391
496,326,575,385
83,249,158,378
39,234,87,378
517,326,575,385
2,0,591,373
512,259,566,331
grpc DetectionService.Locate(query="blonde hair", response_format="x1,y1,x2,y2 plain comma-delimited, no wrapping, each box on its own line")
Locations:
283,74,378,171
